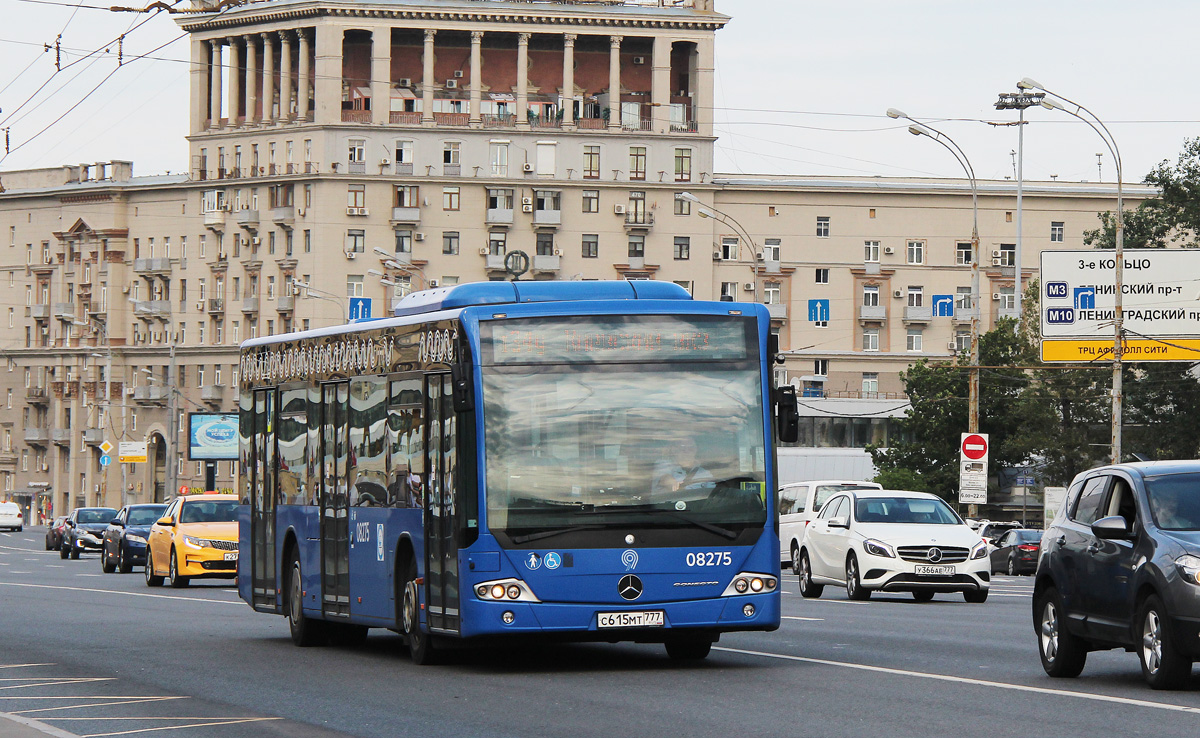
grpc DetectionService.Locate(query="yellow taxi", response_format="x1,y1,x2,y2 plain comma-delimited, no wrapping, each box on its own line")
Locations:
144,494,240,588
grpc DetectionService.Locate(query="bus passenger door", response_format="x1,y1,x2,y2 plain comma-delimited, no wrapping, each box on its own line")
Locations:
250,388,277,610
424,374,460,634
320,381,351,618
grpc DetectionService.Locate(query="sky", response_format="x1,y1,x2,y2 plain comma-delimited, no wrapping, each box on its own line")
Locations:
1,0,1198,185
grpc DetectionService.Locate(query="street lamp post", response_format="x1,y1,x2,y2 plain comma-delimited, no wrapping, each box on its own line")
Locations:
678,192,760,303
292,280,348,323
1019,77,1124,463
994,91,1045,320
886,109,982,442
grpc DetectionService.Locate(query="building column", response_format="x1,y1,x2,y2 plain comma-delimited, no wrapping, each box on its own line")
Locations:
192,38,210,134
244,35,258,125
297,29,311,121
371,27,391,125
227,38,241,127
608,35,622,130
469,30,483,125
313,24,341,125
421,29,436,124
279,31,293,120
209,39,223,130
515,32,529,129
562,33,576,127
695,36,715,136
261,33,275,123
651,36,671,133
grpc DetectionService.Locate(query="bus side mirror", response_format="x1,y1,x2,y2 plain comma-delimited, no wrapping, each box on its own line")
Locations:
451,362,473,413
776,385,799,444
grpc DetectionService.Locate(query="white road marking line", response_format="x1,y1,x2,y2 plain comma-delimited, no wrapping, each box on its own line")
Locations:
0,665,54,670
0,697,181,700
52,716,264,721
0,582,243,606
76,574,105,578
0,678,113,691
781,616,823,622
80,717,283,737
713,646,1200,714
47,565,64,568
14,698,188,714
7,572,30,574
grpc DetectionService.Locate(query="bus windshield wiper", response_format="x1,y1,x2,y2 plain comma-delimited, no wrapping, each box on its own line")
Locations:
645,510,738,540
511,524,608,544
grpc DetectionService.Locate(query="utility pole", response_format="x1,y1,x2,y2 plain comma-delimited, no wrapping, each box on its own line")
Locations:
994,91,1044,327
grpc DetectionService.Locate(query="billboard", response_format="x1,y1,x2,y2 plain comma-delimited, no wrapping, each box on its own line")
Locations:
187,413,239,460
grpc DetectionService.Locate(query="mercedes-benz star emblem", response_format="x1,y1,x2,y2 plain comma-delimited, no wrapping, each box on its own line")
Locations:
927,547,943,563
618,574,643,601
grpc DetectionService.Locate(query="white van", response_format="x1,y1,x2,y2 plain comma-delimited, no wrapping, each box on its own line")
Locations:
778,480,881,569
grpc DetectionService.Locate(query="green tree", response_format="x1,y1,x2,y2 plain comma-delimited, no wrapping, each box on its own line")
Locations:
871,467,930,493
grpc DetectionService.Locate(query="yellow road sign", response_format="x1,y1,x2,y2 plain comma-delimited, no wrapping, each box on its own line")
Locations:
1040,338,1200,362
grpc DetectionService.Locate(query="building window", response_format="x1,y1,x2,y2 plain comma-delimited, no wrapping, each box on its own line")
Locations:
583,145,600,179
815,268,829,284
674,148,692,182
346,229,365,253
627,234,645,258
346,276,364,298
673,236,690,260
674,193,691,216
907,286,923,307
907,328,923,352
535,141,556,175
673,281,693,296
582,234,599,258
627,191,647,222
907,240,924,264
488,188,514,209
720,281,738,300
443,141,460,165
582,190,599,213
999,243,1016,267
816,216,830,237
442,231,459,255
1000,285,1016,310
763,238,781,261
955,330,971,352
814,359,829,376
720,237,738,260
1051,221,1065,242
395,230,413,254
443,187,460,211
303,230,311,253
347,185,365,208
535,232,555,256
267,276,276,299
489,231,507,256
534,190,561,212
395,140,413,166
862,372,879,394
395,185,419,207
348,139,365,163
956,286,973,310
956,242,972,265
863,285,879,307
864,240,880,262
862,330,879,352
490,142,509,177
629,146,647,180
764,281,781,304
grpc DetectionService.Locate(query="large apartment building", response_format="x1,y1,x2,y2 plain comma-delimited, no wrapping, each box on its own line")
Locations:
0,0,1148,520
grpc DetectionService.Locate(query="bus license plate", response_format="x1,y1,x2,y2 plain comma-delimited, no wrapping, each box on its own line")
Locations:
224,552,239,561
597,611,665,629
914,564,953,576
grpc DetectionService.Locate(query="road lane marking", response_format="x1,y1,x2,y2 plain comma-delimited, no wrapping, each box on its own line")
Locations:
14,698,187,714
713,646,1200,714
76,574,105,578
0,665,54,670
79,717,283,737
781,616,823,622
0,583,242,606
0,679,113,691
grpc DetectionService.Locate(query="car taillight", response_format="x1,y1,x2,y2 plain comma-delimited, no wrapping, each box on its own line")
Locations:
1017,544,1039,551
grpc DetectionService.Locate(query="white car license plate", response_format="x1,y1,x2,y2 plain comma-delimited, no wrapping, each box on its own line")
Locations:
914,564,954,576
597,611,665,629
224,552,239,561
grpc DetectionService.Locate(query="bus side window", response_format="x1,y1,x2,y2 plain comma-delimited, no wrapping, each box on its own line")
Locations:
388,377,424,509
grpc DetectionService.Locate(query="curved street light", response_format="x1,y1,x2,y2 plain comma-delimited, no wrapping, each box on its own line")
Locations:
678,191,760,303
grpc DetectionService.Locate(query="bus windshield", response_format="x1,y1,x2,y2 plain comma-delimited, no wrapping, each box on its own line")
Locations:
481,317,767,547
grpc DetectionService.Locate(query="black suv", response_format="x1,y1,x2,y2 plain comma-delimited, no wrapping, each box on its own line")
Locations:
60,507,118,559
1033,461,1200,689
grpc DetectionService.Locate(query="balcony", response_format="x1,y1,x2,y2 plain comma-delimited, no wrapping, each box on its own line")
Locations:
51,429,71,446
442,164,461,176
348,161,366,175
30,304,50,320
903,305,933,323
203,209,226,231
482,114,517,129
622,117,653,132
23,427,49,445
671,120,700,133
624,211,655,230
766,303,788,320
390,111,421,125
82,429,103,446
241,297,260,314
532,254,560,273
235,209,260,232
997,305,1020,320
53,303,76,321
954,306,981,324
859,305,887,321
393,162,414,176
391,206,421,224
133,257,172,275
577,118,606,130
342,110,371,124
133,386,168,403
25,386,48,404
207,298,225,315
433,112,470,127
271,206,295,228
533,210,562,228
486,208,514,225
485,254,507,271
276,295,294,312
132,300,170,320
200,385,225,404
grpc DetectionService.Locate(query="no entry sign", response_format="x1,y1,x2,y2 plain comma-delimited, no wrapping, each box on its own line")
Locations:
959,432,989,505
961,434,988,461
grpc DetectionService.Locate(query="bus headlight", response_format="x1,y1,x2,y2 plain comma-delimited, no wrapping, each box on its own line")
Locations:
475,578,540,603
721,573,777,597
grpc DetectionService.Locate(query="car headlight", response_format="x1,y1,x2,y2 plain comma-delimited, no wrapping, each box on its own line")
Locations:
970,541,989,560
474,578,540,603
126,534,147,544
183,535,211,548
862,539,895,558
1176,554,1200,585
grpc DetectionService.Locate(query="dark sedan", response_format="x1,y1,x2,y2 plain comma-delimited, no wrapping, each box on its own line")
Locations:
990,528,1041,575
101,503,167,573
60,507,119,559
44,516,69,551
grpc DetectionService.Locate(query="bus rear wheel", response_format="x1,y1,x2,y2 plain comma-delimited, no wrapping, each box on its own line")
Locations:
287,551,326,647
401,558,439,665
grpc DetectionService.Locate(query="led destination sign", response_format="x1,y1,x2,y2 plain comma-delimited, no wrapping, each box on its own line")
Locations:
483,316,751,365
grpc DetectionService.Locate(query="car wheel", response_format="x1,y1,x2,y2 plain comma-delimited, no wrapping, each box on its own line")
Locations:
1138,595,1192,690
168,548,190,588
144,550,164,587
59,542,69,559
101,545,116,574
1007,557,1018,576
286,551,327,647
401,558,439,665
118,544,133,574
845,553,871,601
69,542,79,560
912,590,935,602
798,551,824,599
664,637,713,660
44,537,51,551
964,589,989,603
1036,586,1087,678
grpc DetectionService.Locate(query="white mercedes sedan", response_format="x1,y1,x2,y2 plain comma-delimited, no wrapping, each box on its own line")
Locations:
796,489,990,603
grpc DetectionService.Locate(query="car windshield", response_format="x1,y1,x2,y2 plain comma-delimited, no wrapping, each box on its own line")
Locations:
855,496,961,525
1015,530,1043,543
77,509,117,524
1145,473,1200,531
179,500,239,524
814,484,876,512
127,506,168,526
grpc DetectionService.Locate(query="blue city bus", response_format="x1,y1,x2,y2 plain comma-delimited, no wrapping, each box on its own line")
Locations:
237,280,798,663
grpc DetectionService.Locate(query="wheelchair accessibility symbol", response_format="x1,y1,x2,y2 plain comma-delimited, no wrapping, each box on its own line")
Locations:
544,552,562,570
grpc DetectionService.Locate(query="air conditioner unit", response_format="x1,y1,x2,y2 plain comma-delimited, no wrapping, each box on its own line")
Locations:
445,79,458,89
713,250,722,260
744,282,755,291
427,279,439,288
414,232,425,241
251,237,262,246
883,246,894,255
522,163,534,173
991,250,1001,258
893,289,903,298
380,158,391,166
43,254,53,264
479,247,490,255
217,252,227,260
521,204,533,213
196,302,205,311
346,252,358,260
521,197,533,206
948,341,958,350
398,78,412,88
121,285,131,295
632,56,646,65
41,463,49,472
553,248,563,256
992,292,1001,301
454,70,464,79
992,258,1002,266
126,387,136,396
614,204,627,215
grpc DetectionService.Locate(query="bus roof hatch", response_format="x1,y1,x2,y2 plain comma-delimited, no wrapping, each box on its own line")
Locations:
392,280,691,317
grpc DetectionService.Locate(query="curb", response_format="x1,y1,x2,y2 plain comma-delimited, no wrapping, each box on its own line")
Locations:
0,713,81,738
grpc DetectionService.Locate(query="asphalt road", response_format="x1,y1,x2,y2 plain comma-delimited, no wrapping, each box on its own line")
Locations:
2,527,1198,738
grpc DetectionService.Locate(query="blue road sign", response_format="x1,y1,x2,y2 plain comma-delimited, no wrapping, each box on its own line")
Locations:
808,299,830,322
1074,287,1095,310
1046,281,1069,299
99,454,111,467
932,295,955,317
348,297,372,322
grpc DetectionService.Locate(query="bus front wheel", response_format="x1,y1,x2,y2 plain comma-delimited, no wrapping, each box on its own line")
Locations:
664,636,712,660
287,552,326,647
402,558,438,665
